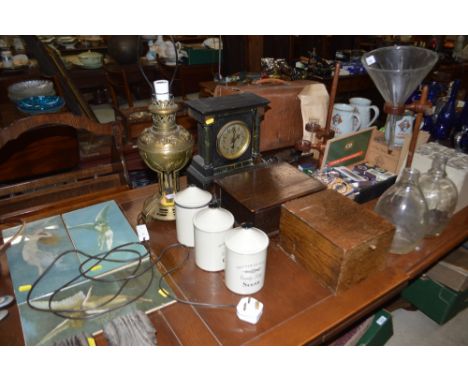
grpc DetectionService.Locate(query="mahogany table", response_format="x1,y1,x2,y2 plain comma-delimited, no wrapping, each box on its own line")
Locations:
1,184,467,345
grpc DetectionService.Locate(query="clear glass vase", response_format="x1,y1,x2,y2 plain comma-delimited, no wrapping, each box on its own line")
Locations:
419,153,458,236
375,168,428,254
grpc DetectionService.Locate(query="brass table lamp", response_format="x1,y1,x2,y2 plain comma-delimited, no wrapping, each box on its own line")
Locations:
137,80,193,221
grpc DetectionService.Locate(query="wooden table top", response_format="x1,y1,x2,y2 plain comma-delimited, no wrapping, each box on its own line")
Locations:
1,184,467,345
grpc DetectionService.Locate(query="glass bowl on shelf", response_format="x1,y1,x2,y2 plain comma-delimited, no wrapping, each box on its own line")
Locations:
8,80,55,102
16,96,65,115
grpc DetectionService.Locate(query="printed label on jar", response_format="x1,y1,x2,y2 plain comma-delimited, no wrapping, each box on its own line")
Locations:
218,242,226,263
235,261,265,289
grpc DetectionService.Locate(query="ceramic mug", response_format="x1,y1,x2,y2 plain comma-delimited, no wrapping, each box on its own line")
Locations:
385,114,415,147
331,103,361,136
349,97,380,128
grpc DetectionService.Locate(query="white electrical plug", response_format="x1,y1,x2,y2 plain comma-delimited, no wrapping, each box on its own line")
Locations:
136,224,150,242
236,297,263,324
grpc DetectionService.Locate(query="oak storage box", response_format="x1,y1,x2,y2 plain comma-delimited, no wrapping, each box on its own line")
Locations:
279,189,394,293
215,162,324,234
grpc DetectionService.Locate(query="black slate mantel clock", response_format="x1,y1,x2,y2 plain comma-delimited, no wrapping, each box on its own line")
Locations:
185,93,269,189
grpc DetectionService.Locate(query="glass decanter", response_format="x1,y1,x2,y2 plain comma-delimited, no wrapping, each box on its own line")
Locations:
375,168,428,254
419,153,458,236
454,125,468,153
453,96,468,153
432,79,460,143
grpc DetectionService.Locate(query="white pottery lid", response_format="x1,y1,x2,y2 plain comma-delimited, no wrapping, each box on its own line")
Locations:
225,224,269,255
193,206,234,233
174,185,212,208
78,50,103,59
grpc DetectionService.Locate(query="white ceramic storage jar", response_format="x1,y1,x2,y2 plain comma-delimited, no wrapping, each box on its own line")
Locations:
173,185,212,247
224,224,269,295
193,205,235,271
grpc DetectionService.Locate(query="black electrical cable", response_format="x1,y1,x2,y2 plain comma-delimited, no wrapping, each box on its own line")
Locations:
25,219,237,324
26,241,155,320
217,35,223,81
168,35,179,90
50,246,152,320
28,246,152,319
156,243,236,309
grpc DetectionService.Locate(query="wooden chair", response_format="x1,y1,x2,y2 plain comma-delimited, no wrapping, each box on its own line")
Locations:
0,112,129,217
104,63,136,108
103,63,153,142
103,63,197,147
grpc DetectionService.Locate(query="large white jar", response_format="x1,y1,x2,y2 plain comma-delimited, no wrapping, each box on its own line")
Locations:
193,205,234,271
224,224,269,295
174,185,212,247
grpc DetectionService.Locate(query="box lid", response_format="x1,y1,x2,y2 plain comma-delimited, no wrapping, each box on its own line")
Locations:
282,189,395,250
427,246,468,292
216,163,325,212
185,92,269,115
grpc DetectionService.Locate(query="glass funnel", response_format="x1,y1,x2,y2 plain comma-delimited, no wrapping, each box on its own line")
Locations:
362,46,438,148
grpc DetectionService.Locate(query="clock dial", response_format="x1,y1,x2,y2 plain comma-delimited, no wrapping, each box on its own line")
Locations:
216,120,251,160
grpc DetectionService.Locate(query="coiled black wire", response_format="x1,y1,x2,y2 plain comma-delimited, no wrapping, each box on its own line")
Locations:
26,239,235,321
26,241,155,320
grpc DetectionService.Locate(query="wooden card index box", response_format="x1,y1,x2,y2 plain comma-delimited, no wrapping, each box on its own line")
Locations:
215,162,325,234
279,189,394,294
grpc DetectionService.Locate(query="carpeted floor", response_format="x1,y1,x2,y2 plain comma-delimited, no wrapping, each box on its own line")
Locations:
386,307,468,346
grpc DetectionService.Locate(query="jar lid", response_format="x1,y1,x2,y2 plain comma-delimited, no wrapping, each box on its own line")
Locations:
78,51,103,59
174,185,212,208
225,225,269,255
193,207,234,233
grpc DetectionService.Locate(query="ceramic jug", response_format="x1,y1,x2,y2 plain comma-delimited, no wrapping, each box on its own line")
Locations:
146,40,157,62
385,114,415,147
349,97,379,128
156,36,183,64
1,50,13,68
331,103,361,136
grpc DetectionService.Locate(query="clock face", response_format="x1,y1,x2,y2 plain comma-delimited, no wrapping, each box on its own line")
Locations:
216,120,251,160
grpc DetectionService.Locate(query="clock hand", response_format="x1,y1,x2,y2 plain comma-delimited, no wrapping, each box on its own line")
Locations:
231,128,237,149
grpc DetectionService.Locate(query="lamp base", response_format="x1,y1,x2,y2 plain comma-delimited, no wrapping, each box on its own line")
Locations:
141,192,176,222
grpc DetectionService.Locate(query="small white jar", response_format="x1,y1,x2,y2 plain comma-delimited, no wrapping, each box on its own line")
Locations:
173,185,212,247
193,205,234,271
224,224,269,295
